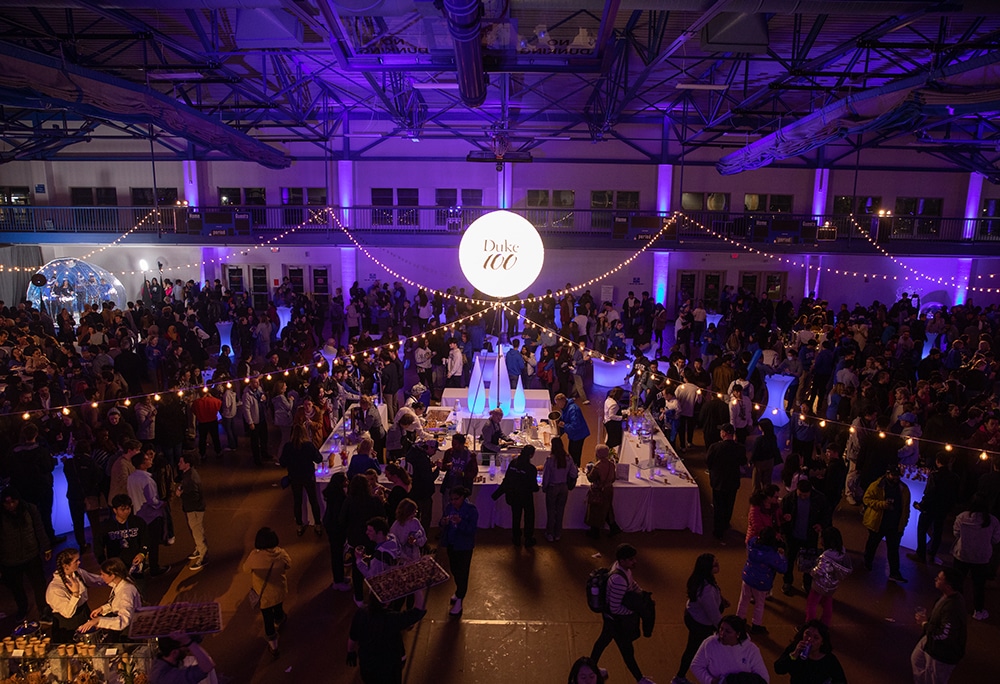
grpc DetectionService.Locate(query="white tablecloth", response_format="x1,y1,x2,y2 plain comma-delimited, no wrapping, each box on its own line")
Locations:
315,420,702,534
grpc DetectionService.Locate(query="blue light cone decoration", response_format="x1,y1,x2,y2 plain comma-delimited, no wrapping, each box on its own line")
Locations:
276,306,293,339
496,347,512,415
512,375,526,415
763,374,796,427
217,321,234,359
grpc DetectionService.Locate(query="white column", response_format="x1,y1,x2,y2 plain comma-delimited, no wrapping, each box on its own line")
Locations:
340,247,357,302
963,172,984,240
497,163,513,208
337,160,354,230
183,160,200,208
653,251,670,307
812,168,830,219
657,164,674,214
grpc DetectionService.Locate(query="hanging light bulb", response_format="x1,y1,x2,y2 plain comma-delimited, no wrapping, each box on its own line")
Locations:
981,451,989,461
154,394,161,401
22,412,30,421
124,398,131,407
178,390,184,398
62,407,71,416
945,444,953,451
878,431,886,439
819,420,826,428
91,402,98,409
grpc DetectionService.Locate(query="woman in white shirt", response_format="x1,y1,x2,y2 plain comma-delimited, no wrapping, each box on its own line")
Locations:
690,615,769,684
46,549,106,642
603,387,624,449
76,558,142,640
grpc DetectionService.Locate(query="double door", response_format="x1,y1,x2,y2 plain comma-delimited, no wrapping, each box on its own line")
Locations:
676,271,724,314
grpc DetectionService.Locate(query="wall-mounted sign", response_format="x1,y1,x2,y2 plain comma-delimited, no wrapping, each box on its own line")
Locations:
459,210,544,298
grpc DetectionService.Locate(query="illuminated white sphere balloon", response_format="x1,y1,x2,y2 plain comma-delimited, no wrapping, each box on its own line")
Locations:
459,210,544,298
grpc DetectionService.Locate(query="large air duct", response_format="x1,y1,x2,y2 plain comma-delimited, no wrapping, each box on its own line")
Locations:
442,0,487,107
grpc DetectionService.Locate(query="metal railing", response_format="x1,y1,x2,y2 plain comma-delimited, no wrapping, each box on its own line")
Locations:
2,204,999,245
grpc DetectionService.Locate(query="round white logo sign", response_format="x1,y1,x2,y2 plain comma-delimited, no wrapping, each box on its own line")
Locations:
459,210,544,298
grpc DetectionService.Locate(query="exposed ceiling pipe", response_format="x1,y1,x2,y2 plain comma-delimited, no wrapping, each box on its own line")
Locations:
441,0,487,108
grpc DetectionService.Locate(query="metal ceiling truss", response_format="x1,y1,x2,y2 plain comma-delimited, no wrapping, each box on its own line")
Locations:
0,1,998,174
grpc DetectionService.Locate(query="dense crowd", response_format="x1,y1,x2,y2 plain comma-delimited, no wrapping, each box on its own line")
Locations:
1,274,1000,683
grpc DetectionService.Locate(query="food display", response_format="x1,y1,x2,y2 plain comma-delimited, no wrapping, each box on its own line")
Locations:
128,602,222,640
365,556,450,604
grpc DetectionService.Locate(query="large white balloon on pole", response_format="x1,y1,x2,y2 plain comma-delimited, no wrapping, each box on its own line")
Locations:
459,211,545,298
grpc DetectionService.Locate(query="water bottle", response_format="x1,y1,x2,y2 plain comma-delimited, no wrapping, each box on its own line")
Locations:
454,399,461,414
488,454,497,481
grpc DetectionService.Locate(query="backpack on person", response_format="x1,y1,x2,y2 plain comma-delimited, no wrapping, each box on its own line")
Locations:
586,567,612,612
586,566,626,613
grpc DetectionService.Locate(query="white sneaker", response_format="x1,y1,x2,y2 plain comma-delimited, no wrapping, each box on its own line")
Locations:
449,598,463,616
973,609,989,621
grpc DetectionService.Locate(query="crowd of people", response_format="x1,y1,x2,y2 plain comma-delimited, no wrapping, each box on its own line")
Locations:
1,272,1000,683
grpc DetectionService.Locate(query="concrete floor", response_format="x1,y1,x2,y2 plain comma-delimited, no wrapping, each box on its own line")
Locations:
4,382,998,683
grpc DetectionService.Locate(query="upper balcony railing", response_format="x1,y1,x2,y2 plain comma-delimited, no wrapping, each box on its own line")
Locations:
1,204,999,246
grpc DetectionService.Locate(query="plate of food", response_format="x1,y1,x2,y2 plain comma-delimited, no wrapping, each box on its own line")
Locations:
128,602,222,640
365,556,450,605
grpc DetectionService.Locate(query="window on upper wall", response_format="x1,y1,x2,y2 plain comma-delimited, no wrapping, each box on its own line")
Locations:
281,188,304,226
894,197,943,217
706,192,730,211
894,197,943,235
744,193,792,213
681,192,704,211
435,189,459,226
461,189,483,206
306,188,327,206
243,188,266,225
527,189,549,207
132,187,178,206
0,187,30,205
396,188,419,226
71,187,96,206
979,198,1000,237
371,187,393,225
616,191,639,210
218,188,240,206
281,188,303,205
553,190,575,207
834,195,882,215
95,188,118,206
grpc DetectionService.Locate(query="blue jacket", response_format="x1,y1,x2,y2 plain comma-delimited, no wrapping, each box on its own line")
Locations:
561,399,590,441
741,536,788,591
505,347,526,379
440,500,479,551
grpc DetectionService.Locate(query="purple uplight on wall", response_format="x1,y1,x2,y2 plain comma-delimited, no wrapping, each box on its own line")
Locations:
340,246,356,301
963,173,983,240
812,168,829,218
653,251,669,306
954,258,972,305
657,164,673,214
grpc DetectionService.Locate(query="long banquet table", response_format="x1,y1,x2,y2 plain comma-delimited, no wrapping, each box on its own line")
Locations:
316,420,702,534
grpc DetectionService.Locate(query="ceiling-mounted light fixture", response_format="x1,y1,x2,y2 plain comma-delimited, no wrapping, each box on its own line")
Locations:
411,82,460,90
675,83,729,91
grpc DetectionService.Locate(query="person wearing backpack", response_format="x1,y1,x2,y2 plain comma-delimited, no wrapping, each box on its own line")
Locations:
805,526,852,626
735,527,787,636
589,544,656,684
